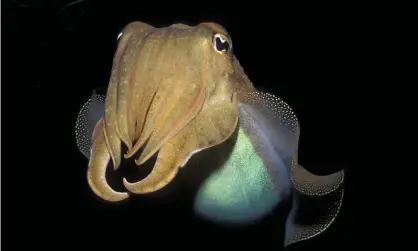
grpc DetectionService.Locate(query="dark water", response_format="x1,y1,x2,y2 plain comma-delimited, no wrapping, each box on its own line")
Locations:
4,1,362,250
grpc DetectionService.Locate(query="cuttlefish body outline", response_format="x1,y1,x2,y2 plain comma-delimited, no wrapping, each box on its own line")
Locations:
75,21,345,247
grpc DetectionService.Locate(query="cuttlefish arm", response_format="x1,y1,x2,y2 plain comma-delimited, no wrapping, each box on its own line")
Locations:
104,21,154,171
74,20,344,246
115,22,155,150
75,91,128,201
124,73,239,194
76,22,238,198
123,94,238,192
74,22,155,201
87,117,129,202
126,53,208,165
119,23,239,194
124,24,210,162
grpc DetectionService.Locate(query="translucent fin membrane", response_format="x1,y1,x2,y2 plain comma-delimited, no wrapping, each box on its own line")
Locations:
291,161,345,197
241,91,299,134
75,92,106,159
284,186,344,246
239,91,300,161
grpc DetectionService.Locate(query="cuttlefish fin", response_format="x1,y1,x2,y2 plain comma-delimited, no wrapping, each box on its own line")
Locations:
75,91,106,159
291,157,345,197
87,117,129,202
284,158,345,246
123,92,239,194
284,182,344,246
239,91,300,160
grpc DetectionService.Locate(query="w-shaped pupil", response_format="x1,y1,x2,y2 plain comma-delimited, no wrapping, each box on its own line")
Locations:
215,37,229,52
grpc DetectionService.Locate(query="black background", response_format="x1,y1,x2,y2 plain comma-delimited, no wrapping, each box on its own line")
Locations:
3,0,367,250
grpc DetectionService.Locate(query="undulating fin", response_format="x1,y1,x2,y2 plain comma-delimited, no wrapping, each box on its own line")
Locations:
237,89,302,196
75,91,106,159
285,133,344,246
278,101,343,245
284,184,344,247
241,91,299,133
239,91,300,160
87,118,129,202
291,158,345,197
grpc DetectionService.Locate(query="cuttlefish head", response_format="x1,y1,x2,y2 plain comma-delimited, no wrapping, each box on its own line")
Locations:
75,22,240,201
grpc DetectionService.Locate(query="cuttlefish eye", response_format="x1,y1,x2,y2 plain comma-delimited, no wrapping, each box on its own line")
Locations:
116,31,123,40
213,33,231,54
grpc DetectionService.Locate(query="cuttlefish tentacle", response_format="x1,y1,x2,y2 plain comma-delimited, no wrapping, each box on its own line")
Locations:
115,22,154,150
87,117,129,202
123,85,239,194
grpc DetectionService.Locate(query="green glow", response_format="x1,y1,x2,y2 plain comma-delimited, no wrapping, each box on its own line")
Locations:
194,126,279,223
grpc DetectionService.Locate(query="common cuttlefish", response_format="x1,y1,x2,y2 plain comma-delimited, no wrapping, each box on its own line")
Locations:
75,21,345,247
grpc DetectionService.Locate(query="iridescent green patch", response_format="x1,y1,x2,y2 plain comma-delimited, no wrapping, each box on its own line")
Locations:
194,126,280,224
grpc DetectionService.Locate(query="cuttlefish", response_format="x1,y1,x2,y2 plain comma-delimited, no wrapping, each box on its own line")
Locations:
75,21,344,247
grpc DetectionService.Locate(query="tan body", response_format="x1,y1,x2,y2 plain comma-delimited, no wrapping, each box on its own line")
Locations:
88,22,245,201
76,21,345,247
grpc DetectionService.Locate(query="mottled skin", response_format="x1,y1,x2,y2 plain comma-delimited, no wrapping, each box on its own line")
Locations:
75,21,345,247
